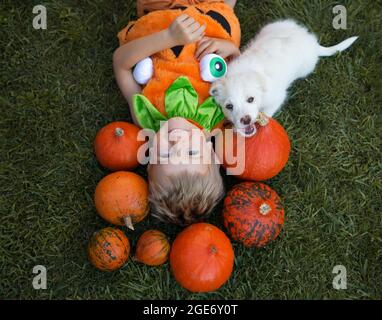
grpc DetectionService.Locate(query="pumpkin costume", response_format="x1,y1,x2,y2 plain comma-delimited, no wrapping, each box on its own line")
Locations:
136,0,225,17
118,2,241,130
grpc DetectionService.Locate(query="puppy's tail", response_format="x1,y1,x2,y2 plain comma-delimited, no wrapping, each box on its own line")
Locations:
318,36,358,57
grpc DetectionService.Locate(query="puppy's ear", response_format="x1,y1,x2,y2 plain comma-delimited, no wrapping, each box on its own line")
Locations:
209,81,223,98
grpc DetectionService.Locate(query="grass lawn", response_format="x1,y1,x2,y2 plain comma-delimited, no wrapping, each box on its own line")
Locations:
1,0,381,299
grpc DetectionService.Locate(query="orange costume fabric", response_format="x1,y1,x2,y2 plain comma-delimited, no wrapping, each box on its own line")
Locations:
137,0,224,17
118,2,241,116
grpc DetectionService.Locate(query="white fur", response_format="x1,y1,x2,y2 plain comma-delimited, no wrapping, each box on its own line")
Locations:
210,19,358,136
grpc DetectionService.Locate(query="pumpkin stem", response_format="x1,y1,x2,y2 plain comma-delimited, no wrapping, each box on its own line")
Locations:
115,127,124,137
124,216,134,230
259,203,272,216
210,245,218,254
256,112,269,126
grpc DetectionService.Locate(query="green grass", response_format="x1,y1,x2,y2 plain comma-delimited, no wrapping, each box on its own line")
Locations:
1,0,381,299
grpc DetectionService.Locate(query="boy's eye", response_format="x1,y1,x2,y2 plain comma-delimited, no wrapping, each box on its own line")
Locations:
200,54,227,83
188,150,199,156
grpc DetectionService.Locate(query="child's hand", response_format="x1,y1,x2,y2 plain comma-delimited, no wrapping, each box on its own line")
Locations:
168,14,206,46
196,37,240,60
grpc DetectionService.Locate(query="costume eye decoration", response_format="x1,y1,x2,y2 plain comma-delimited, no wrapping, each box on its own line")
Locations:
200,54,227,83
133,57,154,85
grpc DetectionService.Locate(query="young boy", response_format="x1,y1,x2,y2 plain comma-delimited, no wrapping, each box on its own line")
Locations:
113,0,239,225
147,116,224,225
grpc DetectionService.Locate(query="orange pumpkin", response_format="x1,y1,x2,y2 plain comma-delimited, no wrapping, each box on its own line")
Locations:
223,182,285,247
220,117,291,181
170,223,234,292
94,121,144,171
94,171,149,230
87,227,130,271
135,230,170,266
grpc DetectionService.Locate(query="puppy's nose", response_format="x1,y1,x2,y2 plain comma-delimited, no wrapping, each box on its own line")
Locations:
240,115,252,125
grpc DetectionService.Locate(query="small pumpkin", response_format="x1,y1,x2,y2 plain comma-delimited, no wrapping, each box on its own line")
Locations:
135,230,170,266
87,227,130,271
94,121,144,171
220,115,291,181
223,182,285,247
94,171,149,230
170,223,234,292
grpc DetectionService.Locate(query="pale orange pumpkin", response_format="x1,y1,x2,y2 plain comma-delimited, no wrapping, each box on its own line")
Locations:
94,171,149,230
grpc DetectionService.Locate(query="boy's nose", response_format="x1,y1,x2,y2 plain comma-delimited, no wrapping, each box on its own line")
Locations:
175,149,182,157
168,148,184,160
169,143,183,156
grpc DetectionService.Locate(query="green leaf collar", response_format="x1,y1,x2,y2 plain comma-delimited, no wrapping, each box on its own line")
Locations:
132,76,224,132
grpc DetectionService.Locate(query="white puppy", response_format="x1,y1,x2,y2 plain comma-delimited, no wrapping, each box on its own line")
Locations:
210,19,358,136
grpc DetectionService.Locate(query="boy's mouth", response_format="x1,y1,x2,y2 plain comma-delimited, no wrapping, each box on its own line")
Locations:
164,117,197,134
168,128,190,134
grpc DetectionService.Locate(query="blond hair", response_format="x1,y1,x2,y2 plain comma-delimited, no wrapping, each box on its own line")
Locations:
148,165,224,226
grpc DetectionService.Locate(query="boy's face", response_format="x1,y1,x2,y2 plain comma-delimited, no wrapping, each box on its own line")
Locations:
149,117,213,179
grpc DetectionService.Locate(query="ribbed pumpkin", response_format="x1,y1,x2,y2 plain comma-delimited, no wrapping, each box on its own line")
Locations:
223,182,285,247
87,227,130,271
94,121,144,171
94,171,149,230
170,223,234,292
220,115,291,181
135,230,170,266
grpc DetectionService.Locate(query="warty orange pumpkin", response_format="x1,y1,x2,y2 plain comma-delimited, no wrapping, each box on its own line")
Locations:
223,182,285,247
87,227,130,272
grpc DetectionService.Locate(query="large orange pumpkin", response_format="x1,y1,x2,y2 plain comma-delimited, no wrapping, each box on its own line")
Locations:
94,121,144,171
219,116,291,181
87,227,130,272
135,230,170,266
170,223,234,292
223,182,285,247
94,171,149,230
